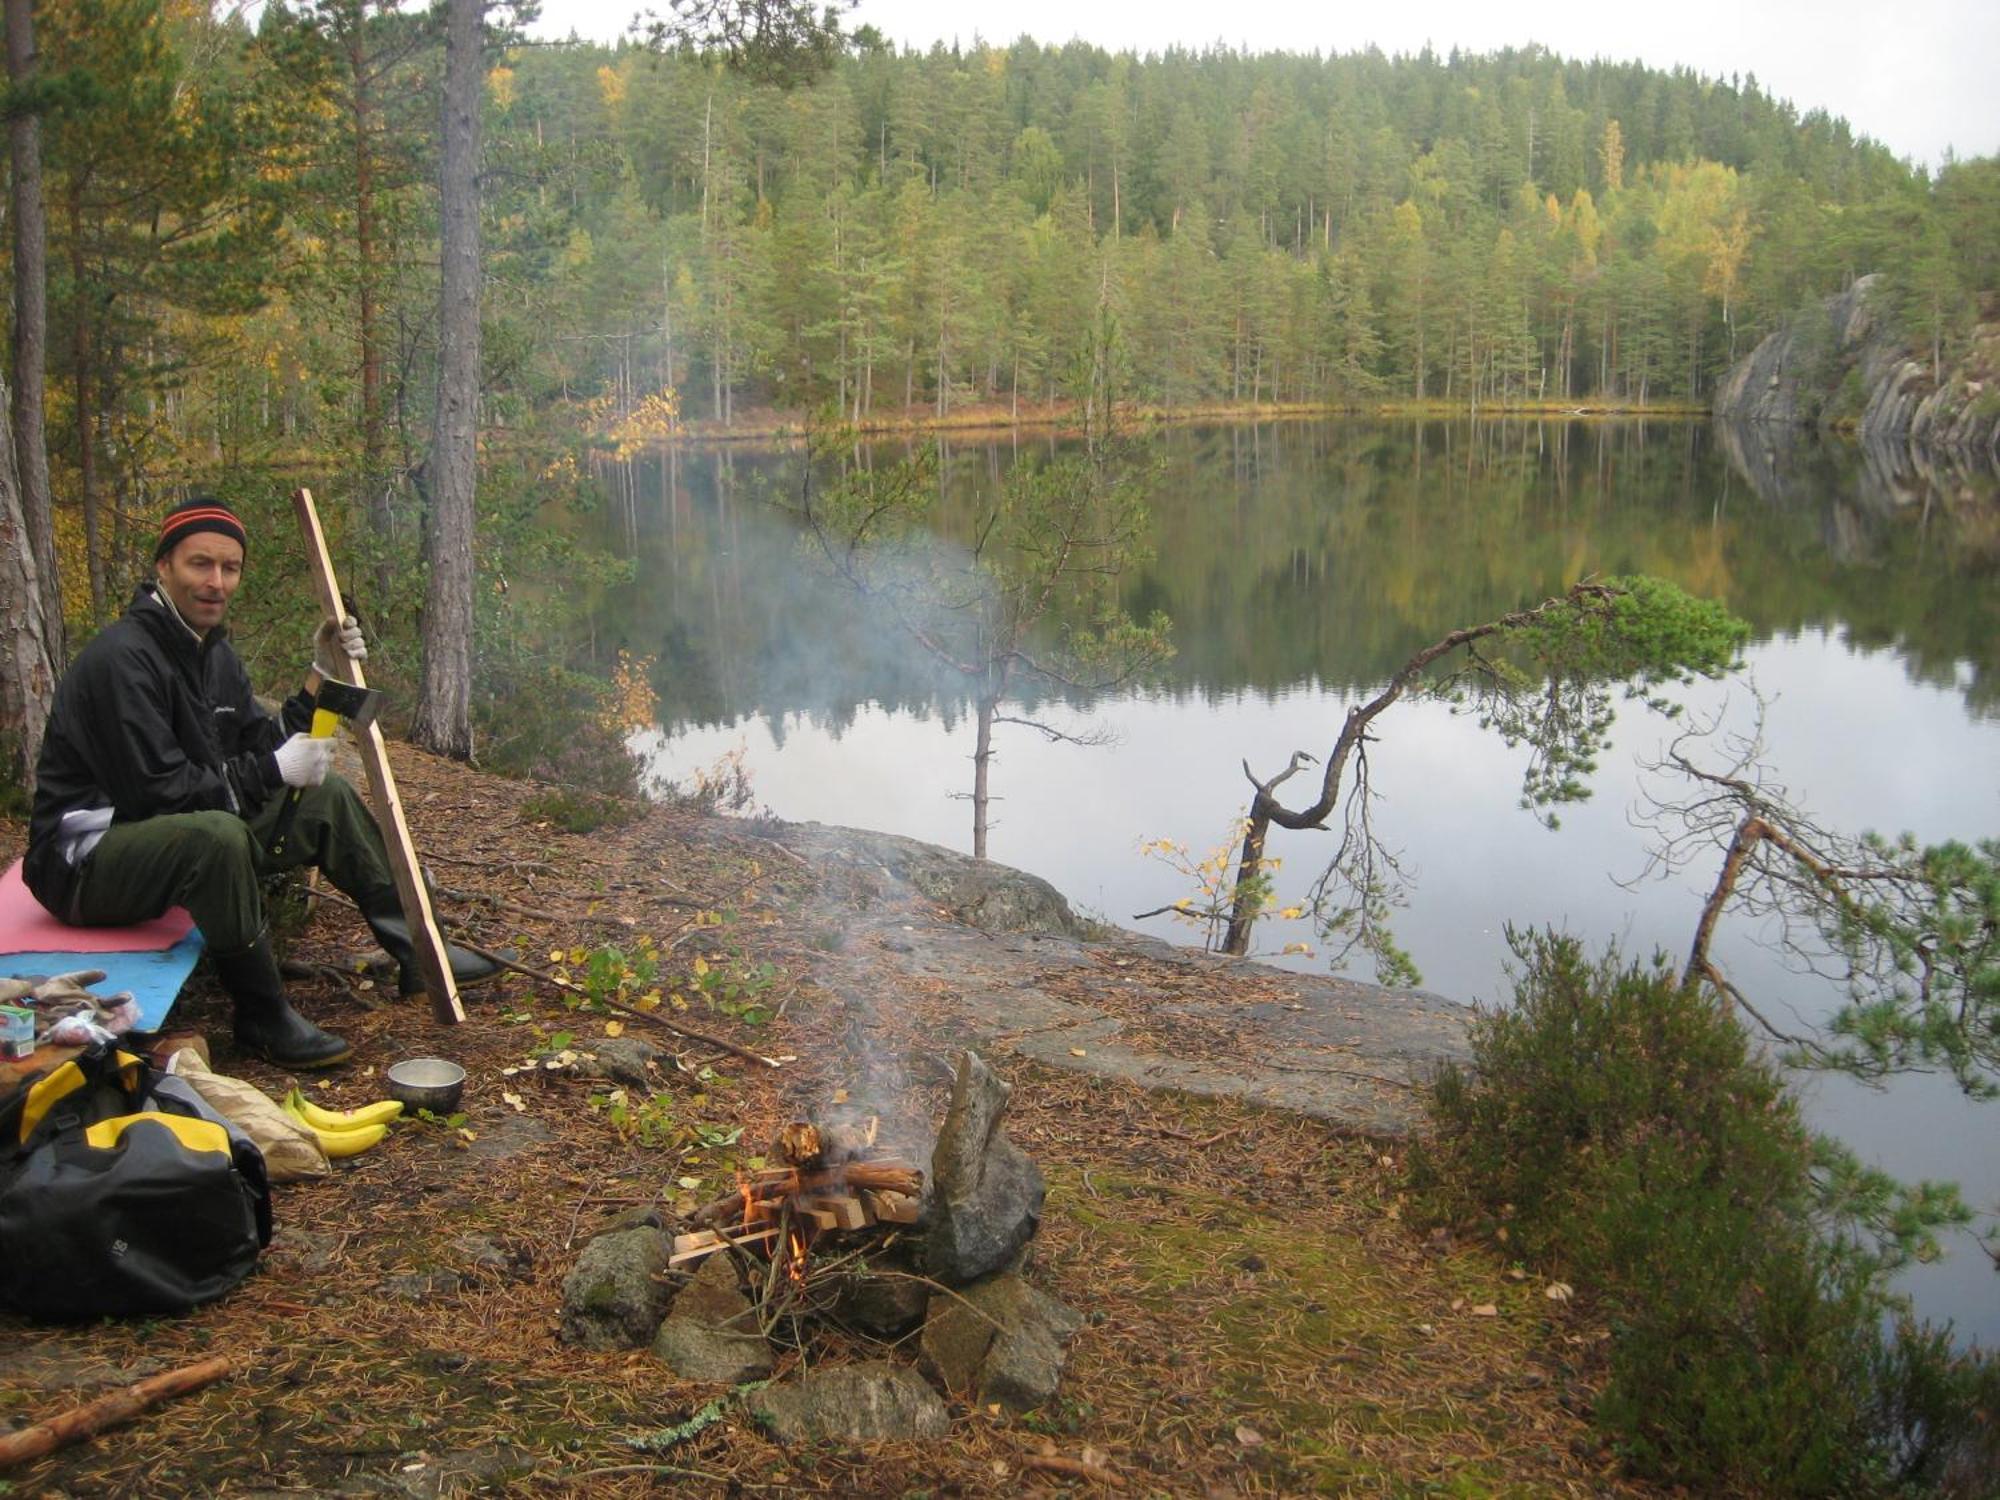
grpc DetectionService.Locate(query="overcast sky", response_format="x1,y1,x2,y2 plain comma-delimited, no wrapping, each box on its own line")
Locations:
529,0,1999,169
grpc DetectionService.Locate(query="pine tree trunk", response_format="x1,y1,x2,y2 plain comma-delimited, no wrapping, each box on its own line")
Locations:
349,27,393,601
0,373,57,789
7,0,62,660
1221,805,1271,955
413,0,481,760
1414,308,1425,400
971,693,995,860
67,182,105,622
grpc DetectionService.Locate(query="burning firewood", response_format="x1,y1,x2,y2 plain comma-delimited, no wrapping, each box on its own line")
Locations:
673,1119,924,1275
689,1160,923,1228
773,1121,824,1167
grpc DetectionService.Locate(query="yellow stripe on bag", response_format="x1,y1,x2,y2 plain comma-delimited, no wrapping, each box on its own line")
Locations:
83,1113,233,1158
19,1052,149,1142
20,1060,85,1142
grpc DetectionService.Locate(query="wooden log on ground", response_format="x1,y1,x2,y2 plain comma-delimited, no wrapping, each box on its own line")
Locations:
0,1356,235,1469
1022,1451,1124,1488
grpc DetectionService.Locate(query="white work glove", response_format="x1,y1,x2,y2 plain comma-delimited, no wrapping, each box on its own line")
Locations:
312,614,368,680
274,733,336,788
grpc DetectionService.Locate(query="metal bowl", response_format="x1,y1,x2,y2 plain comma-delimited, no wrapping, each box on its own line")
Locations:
385,1058,466,1114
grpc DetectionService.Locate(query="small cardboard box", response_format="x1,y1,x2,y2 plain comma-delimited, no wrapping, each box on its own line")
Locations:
0,1003,34,1059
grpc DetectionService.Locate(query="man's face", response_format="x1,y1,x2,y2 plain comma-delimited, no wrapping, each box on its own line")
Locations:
154,533,245,634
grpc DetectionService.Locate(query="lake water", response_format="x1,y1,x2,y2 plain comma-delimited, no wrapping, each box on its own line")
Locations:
588,419,2000,1344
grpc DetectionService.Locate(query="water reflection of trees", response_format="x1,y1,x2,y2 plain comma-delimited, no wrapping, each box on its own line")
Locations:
585,419,2000,734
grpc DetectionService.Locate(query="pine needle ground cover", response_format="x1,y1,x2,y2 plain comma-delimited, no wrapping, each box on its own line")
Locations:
0,749,1653,1498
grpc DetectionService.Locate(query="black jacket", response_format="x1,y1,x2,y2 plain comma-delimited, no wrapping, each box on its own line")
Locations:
25,584,313,920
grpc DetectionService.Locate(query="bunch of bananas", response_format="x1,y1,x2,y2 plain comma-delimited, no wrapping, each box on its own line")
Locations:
283,1087,403,1159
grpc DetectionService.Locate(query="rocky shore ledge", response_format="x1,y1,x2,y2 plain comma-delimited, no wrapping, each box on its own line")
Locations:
1713,273,2000,463
783,823,1469,1136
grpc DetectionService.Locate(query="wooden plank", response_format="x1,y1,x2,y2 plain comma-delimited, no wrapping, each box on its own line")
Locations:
291,488,463,1025
667,1224,779,1266
794,1200,839,1233
821,1194,867,1232
868,1190,921,1224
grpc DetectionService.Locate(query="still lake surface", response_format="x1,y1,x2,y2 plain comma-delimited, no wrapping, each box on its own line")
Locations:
589,419,1999,1343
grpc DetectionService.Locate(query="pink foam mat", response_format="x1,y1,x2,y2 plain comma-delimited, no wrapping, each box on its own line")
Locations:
0,859,194,954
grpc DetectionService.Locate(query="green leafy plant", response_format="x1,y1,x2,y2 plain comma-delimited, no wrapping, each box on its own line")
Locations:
589,1088,679,1148
1139,821,1314,959
549,941,662,1015
686,952,777,1027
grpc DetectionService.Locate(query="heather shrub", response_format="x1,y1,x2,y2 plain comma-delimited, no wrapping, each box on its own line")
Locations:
1410,930,1994,1495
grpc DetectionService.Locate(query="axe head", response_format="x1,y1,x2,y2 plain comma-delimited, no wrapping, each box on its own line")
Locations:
314,677,383,732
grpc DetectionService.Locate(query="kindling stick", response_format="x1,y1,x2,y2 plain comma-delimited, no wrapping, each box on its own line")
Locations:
291,487,464,1024
0,1356,235,1469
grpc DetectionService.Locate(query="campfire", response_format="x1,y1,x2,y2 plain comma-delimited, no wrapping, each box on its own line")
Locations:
669,1119,923,1278
561,1052,1072,1431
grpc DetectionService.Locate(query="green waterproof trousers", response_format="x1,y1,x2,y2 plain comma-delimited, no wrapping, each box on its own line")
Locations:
66,775,395,956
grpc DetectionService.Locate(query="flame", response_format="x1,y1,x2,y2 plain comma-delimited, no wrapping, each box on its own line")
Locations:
738,1175,755,1232
786,1227,809,1284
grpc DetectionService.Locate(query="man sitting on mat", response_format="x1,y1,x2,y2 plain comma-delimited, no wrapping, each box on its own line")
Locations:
22,497,499,1069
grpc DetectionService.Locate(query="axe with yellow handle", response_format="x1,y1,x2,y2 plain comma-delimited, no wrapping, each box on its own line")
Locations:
265,676,381,861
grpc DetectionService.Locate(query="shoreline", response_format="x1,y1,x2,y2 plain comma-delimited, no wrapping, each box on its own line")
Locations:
628,396,1713,448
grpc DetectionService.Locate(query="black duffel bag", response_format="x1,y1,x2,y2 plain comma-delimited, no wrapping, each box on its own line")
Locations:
0,1043,272,1320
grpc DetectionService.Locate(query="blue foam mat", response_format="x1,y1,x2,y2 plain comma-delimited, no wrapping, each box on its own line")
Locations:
1,930,208,1032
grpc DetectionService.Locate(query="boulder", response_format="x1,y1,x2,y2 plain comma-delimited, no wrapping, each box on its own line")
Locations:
567,1036,667,1089
830,1270,931,1339
919,1271,1081,1413
923,1052,1045,1285
652,1254,774,1384
790,826,1081,936
559,1227,674,1349
747,1361,951,1444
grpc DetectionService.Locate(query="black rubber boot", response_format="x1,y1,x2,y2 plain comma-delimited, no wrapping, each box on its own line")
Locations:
359,891,506,999
215,935,353,1069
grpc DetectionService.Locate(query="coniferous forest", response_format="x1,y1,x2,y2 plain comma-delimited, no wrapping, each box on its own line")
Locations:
32,2,2000,522
1,0,1995,754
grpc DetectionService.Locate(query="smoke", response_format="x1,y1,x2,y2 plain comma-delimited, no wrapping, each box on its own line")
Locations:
801,956,940,1171
608,440,1092,741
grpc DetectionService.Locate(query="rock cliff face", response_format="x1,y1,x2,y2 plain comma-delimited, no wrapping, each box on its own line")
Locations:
1713,275,2000,463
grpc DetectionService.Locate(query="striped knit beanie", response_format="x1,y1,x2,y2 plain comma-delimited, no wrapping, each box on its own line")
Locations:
154,497,247,562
